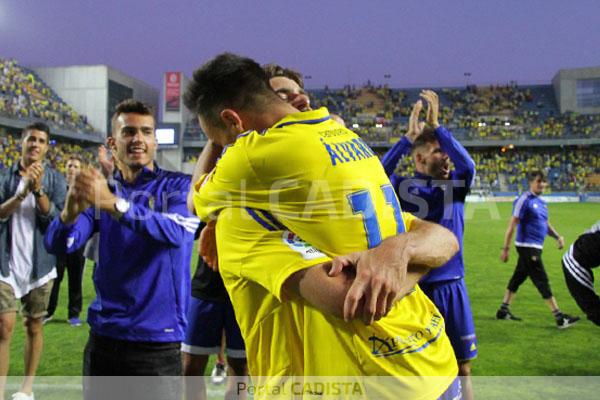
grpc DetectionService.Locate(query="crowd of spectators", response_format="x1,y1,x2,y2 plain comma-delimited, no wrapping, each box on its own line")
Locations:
183,81,600,142
306,82,600,143
3,57,597,193
380,146,600,192
0,58,97,135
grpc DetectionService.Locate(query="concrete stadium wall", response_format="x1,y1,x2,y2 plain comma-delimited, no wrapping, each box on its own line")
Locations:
34,65,159,137
35,65,108,135
553,66,600,114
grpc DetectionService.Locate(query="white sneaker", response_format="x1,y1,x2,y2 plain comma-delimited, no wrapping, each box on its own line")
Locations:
12,392,34,400
210,363,227,384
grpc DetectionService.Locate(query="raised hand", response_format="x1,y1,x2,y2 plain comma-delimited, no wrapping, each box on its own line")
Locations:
406,100,425,143
73,167,116,211
60,184,91,225
420,90,440,129
98,145,115,178
26,161,45,192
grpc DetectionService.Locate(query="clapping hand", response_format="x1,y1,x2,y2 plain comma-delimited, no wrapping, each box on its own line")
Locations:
420,90,440,129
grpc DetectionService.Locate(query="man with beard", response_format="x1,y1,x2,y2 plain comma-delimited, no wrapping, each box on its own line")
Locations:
381,91,477,400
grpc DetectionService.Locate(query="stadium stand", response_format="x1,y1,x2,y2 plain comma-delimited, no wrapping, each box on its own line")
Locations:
0,58,99,136
309,82,600,141
3,57,596,193
183,81,599,192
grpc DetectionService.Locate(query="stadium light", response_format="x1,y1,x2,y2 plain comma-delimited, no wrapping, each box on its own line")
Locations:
352,123,360,128
504,121,511,126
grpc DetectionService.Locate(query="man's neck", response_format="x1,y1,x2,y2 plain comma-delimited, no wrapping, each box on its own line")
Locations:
20,158,33,169
242,102,299,132
120,163,153,184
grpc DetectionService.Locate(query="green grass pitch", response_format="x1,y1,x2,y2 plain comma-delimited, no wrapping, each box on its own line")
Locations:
6,202,600,378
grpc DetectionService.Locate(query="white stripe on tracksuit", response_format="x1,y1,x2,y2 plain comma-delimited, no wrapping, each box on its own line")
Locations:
562,245,594,291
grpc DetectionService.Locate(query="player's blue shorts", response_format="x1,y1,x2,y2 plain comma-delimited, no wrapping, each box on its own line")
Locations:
420,278,477,362
437,377,462,400
181,297,246,359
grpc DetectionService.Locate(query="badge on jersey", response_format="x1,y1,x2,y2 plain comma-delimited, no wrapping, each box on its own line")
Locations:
282,231,326,260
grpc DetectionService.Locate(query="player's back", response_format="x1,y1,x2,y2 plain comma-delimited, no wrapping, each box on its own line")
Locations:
237,108,406,255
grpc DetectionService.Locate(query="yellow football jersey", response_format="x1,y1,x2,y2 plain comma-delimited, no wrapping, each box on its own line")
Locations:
194,108,457,398
195,108,409,256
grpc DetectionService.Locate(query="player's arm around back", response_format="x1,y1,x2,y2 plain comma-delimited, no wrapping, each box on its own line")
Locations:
285,217,459,324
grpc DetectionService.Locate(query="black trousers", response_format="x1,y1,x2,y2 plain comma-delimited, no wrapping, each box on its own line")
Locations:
562,259,600,325
507,246,553,299
47,247,85,318
83,333,182,400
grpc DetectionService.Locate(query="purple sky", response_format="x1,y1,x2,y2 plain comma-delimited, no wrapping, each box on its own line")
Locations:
2,0,600,90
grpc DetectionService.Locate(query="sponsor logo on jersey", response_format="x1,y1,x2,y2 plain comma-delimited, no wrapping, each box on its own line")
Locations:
282,231,326,260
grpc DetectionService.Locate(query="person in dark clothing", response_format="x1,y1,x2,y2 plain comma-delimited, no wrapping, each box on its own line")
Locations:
562,220,600,326
45,156,86,326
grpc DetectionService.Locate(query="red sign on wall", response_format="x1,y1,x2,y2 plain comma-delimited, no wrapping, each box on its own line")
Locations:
165,72,181,112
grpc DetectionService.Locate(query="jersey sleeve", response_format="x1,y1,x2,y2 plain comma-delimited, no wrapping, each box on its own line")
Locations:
193,140,266,222
216,207,332,302
512,195,527,219
381,136,412,177
435,126,476,189
401,211,416,232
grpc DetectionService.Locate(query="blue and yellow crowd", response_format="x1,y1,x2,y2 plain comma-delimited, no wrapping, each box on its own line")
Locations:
2,57,598,192
0,58,98,135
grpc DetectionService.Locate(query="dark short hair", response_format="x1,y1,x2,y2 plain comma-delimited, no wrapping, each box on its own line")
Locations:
263,63,305,89
22,122,50,140
528,170,546,182
184,53,280,129
411,128,437,155
67,155,84,164
110,99,154,136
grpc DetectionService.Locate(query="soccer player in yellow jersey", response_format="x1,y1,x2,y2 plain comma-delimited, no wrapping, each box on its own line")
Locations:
184,53,460,399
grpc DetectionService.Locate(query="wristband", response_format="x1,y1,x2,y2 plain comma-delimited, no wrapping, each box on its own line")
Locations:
32,189,45,198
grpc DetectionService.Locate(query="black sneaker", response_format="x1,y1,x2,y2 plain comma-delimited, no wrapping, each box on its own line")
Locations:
496,309,522,321
556,314,580,329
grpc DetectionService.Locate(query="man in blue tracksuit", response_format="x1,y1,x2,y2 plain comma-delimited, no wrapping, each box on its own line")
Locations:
44,100,198,400
381,91,477,400
498,170,579,329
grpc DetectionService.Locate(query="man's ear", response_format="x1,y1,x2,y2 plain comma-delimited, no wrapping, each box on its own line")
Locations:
220,109,244,133
414,151,424,166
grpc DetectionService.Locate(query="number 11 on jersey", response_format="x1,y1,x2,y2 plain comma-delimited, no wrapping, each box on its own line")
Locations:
348,184,406,248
